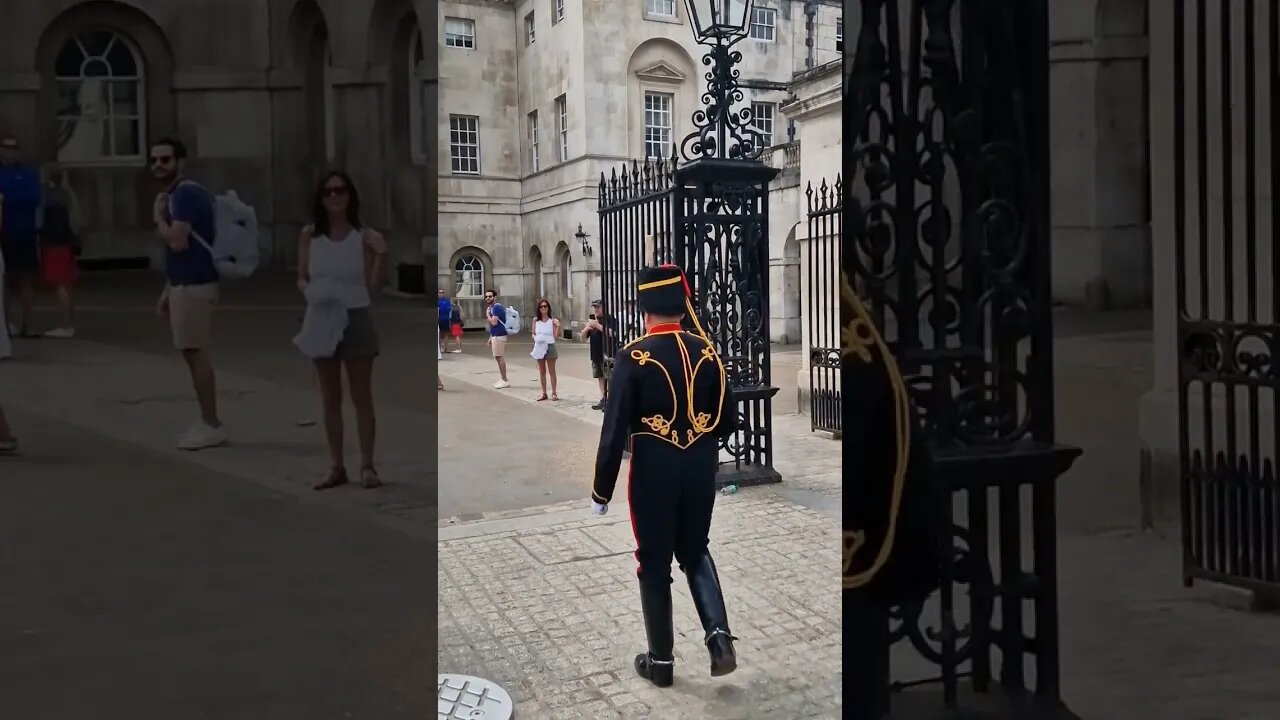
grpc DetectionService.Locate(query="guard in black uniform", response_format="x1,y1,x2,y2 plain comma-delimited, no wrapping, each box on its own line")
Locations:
590,264,738,688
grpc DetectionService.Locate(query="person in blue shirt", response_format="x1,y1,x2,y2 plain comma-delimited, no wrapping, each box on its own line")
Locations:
149,136,226,452
0,133,43,338
484,288,510,388
437,288,452,349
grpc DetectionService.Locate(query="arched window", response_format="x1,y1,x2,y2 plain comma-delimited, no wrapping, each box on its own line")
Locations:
55,30,144,162
560,247,573,298
455,254,485,297
409,27,427,162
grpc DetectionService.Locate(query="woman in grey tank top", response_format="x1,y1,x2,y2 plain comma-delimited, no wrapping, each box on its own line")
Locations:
296,170,388,490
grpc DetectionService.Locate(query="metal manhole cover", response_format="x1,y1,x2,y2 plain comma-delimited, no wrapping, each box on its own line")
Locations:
437,674,514,720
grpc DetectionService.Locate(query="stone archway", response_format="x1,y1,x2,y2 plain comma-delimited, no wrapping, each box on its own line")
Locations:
285,0,332,163
775,223,801,344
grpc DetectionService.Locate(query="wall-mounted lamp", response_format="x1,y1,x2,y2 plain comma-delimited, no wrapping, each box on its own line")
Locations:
575,223,593,257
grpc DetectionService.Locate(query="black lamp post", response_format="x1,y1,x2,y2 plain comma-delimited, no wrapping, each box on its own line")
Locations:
575,223,592,257
679,0,767,162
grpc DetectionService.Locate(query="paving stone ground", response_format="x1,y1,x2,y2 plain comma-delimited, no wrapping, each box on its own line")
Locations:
440,333,1280,720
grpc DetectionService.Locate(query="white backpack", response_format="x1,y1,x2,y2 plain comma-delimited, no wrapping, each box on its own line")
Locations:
174,182,260,280
503,307,521,335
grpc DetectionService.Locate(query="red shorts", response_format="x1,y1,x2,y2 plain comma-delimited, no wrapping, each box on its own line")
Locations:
450,322,463,338
41,246,78,288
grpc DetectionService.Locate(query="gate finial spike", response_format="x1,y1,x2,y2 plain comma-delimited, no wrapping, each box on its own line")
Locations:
835,174,843,198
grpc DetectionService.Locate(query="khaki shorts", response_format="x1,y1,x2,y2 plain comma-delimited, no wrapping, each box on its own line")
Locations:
169,283,219,351
490,335,508,357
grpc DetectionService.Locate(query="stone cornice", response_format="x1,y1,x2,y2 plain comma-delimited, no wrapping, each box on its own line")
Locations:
442,0,516,10
779,83,839,122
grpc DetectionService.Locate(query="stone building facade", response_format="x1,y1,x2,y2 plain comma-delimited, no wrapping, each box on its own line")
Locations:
437,0,844,329
0,0,437,290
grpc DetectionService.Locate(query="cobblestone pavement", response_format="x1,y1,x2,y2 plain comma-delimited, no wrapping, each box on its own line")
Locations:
440,337,1280,720
438,351,844,718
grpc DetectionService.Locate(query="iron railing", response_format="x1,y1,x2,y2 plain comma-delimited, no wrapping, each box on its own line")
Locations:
806,177,842,435
1173,0,1280,594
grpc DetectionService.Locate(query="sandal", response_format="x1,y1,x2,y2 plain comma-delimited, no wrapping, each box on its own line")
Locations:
536,394,548,401
314,466,348,491
360,466,383,489
551,394,560,401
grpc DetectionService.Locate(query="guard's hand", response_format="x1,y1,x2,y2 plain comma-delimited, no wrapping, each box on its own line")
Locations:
591,501,608,516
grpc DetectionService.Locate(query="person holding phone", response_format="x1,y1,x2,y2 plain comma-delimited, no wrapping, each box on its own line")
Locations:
582,299,614,410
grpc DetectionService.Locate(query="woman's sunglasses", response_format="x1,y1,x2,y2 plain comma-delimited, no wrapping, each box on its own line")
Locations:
322,186,349,198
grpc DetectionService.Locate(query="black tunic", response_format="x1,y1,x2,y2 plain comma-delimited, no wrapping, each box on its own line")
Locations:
592,323,737,583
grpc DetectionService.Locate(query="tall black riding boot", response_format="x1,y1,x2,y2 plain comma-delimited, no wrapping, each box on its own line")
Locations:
634,580,675,687
684,551,738,676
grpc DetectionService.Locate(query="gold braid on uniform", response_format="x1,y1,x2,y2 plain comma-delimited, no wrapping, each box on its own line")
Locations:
625,274,730,449
843,271,912,590
630,348,678,438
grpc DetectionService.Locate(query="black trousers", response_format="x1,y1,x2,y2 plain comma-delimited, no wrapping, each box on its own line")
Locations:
627,440,719,589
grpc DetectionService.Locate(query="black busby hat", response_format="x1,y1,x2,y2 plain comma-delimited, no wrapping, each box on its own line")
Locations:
636,265,690,317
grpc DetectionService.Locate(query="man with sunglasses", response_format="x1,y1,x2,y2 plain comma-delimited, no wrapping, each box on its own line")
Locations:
483,289,510,389
0,133,42,339
149,136,226,451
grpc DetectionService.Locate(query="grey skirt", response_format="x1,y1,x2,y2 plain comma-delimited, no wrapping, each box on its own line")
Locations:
538,343,559,361
333,307,380,358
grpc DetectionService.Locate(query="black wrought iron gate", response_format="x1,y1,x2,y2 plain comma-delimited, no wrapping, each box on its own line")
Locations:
598,151,782,487
846,0,1081,717
806,178,843,436
1173,0,1280,593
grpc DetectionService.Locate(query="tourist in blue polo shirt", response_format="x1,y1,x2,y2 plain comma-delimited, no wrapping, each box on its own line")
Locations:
484,288,510,388
0,133,42,338
150,136,226,451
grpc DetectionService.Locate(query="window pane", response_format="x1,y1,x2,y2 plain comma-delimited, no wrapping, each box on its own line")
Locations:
113,118,140,156
80,30,115,58
105,37,138,76
110,81,139,116
55,42,84,77
56,81,82,116
83,59,111,78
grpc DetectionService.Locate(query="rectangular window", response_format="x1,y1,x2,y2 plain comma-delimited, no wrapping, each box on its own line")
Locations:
644,92,673,160
750,7,776,41
836,18,843,52
646,0,676,17
449,114,480,175
525,12,536,45
528,110,540,173
556,95,569,162
444,17,475,49
552,0,566,24
751,102,775,148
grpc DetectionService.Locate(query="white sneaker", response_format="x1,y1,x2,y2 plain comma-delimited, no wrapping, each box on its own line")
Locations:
493,380,510,389
178,422,228,451
44,327,75,339
451,349,463,354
